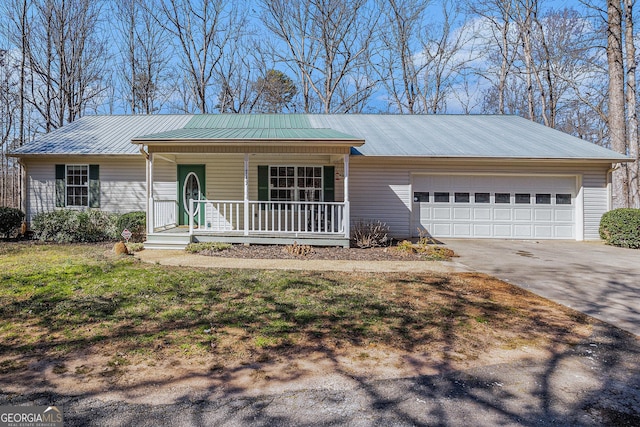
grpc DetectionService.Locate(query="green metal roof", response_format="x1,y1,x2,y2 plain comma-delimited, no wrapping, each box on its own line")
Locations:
185,114,312,129
133,127,363,142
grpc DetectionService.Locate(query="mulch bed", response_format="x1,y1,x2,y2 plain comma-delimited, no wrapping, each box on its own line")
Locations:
200,244,439,261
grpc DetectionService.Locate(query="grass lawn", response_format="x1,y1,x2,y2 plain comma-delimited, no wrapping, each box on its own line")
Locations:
0,242,593,387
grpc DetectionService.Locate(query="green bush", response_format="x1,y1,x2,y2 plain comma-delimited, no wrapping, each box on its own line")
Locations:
599,208,640,249
0,207,25,238
32,209,120,243
116,211,146,242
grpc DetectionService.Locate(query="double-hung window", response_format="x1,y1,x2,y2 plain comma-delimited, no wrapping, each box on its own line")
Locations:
55,164,100,208
66,165,89,207
269,166,322,202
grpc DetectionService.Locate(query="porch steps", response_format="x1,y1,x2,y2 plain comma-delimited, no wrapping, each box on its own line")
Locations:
144,232,191,250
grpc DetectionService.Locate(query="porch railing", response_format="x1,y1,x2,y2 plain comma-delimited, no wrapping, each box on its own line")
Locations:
248,201,344,234
188,199,346,236
153,199,178,230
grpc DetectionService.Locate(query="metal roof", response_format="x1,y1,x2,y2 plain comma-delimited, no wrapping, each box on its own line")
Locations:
185,114,312,129
308,115,630,160
10,115,193,155
132,127,363,142
11,113,630,161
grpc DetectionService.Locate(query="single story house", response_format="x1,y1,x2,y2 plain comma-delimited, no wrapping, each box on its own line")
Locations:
10,114,630,249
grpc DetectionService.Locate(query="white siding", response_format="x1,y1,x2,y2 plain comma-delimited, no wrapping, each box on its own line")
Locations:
25,156,146,222
350,161,411,235
583,171,609,240
350,158,612,240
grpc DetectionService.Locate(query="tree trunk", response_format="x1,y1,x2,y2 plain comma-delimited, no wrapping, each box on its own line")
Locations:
607,0,628,208
624,0,639,207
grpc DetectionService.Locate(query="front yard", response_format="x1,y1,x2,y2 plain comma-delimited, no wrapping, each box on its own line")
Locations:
0,242,595,394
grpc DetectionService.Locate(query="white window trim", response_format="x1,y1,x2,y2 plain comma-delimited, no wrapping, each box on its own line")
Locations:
65,164,90,208
268,165,324,202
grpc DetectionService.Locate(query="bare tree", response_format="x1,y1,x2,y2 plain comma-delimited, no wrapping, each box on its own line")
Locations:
23,0,108,129
215,35,265,114
376,0,429,114
152,0,242,114
469,0,519,114
0,50,20,207
261,0,378,113
420,1,476,114
113,0,172,114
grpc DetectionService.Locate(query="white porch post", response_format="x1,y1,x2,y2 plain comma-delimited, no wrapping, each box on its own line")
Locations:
343,153,350,239
147,152,154,235
244,153,249,236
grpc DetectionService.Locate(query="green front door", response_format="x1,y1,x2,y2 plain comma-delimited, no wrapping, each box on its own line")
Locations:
178,165,206,226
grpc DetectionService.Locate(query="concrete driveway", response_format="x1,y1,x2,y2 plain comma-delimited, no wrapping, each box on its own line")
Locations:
444,239,640,337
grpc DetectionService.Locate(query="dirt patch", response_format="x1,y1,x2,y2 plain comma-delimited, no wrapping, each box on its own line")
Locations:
197,243,449,261
195,244,455,261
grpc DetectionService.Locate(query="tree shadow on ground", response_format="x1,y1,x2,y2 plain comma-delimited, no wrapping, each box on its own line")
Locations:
1,254,640,426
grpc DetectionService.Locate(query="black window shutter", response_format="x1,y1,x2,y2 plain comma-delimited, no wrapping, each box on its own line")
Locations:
55,165,65,207
89,165,100,208
258,165,269,201
323,166,335,202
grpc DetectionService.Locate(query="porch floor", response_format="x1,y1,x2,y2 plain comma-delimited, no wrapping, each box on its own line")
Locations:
145,226,351,249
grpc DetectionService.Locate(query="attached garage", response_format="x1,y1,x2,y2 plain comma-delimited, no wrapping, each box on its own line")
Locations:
411,174,577,239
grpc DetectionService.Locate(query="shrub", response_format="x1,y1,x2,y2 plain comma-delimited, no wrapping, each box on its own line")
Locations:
351,219,390,248
31,209,120,243
0,207,25,239
283,242,314,257
116,211,146,242
185,242,232,254
393,239,456,260
599,208,640,249
126,242,145,252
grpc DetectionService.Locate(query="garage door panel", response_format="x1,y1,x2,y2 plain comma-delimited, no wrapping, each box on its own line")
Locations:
493,224,512,237
494,209,512,220
534,225,553,238
433,208,451,219
555,226,574,238
514,224,533,237
413,174,576,239
473,208,491,220
473,224,492,237
514,209,532,221
454,208,471,220
555,210,573,221
453,223,471,236
534,209,553,221
433,223,451,235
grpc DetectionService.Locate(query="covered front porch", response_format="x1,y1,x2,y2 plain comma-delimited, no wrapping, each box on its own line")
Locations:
132,115,364,249
146,169,351,249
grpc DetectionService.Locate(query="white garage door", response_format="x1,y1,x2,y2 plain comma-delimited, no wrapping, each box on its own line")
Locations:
412,175,576,239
